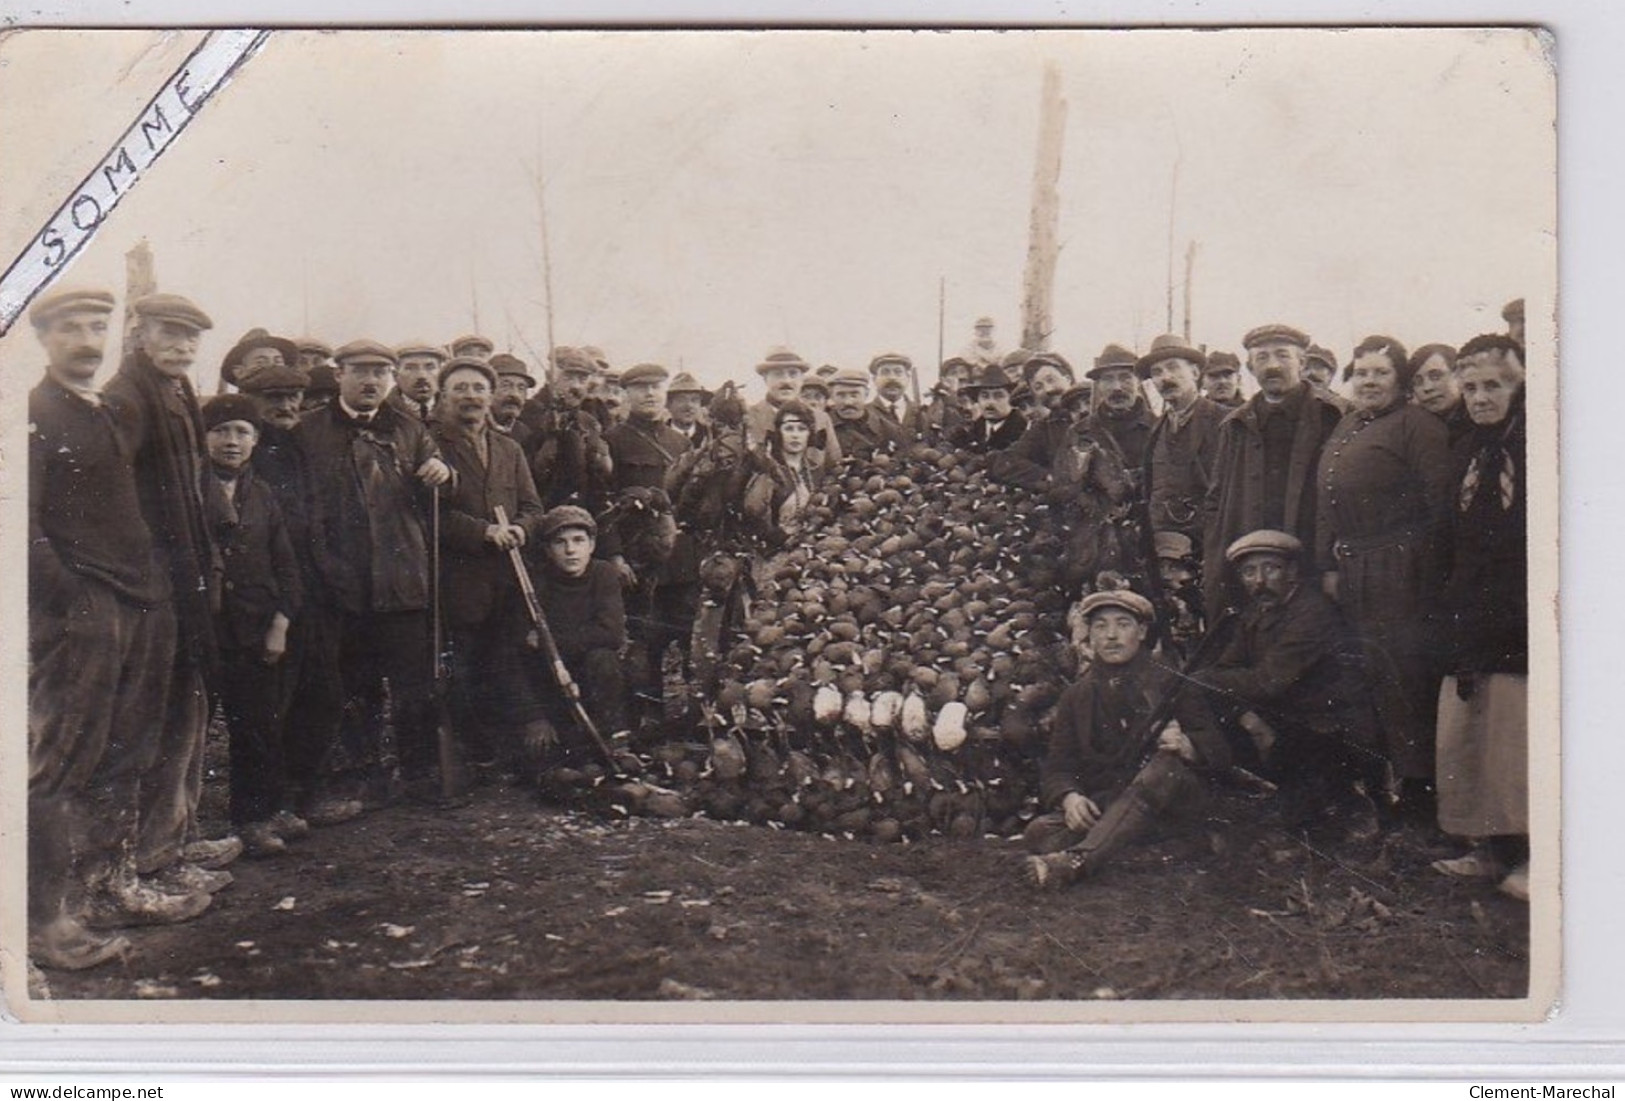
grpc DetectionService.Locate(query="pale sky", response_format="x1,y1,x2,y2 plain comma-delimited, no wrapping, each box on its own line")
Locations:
0,28,1554,397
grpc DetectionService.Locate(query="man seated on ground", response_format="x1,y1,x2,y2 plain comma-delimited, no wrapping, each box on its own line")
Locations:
1025,589,1231,889
1196,529,1387,840
530,505,630,763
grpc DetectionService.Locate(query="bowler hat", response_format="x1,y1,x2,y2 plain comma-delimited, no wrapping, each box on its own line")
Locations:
438,355,498,390
1086,343,1139,381
1225,529,1303,564
1076,588,1155,624
132,293,213,332
960,364,1013,394
333,339,398,368
755,348,810,377
539,505,598,541
1241,324,1311,351
237,362,311,394
620,362,670,387
221,328,300,388
28,286,114,328
1135,334,1206,379
203,393,261,433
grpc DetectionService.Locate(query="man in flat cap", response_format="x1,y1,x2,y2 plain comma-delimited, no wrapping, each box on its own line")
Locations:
521,346,614,510
294,339,455,807
949,365,1027,455
867,353,924,440
1200,324,1344,621
450,334,494,362
743,347,843,465
960,315,1004,369
220,329,300,393
488,353,537,448
105,293,241,899
1140,334,1227,556
1195,530,1384,839
28,288,208,966
389,342,446,424
830,367,909,461
1200,351,1245,409
295,338,333,376
665,372,712,448
1025,588,1230,889
431,356,550,779
1302,345,1352,413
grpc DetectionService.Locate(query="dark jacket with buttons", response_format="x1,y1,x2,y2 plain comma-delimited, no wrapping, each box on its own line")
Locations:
210,467,303,651
433,421,545,631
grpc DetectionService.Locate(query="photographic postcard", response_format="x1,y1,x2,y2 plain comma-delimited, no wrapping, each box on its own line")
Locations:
0,25,1558,1025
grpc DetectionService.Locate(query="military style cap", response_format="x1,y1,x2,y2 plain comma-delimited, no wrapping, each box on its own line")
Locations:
830,367,871,389
396,341,449,361
1136,333,1206,379
620,362,670,387
221,328,301,388
438,354,498,389
1077,588,1156,624
1153,530,1195,561
666,371,710,397
333,339,398,367
539,504,598,541
868,352,913,374
552,346,597,375
236,362,311,394
974,316,995,329
449,334,494,355
203,393,261,432
1241,324,1311,351
1086,343,1140,381
296,337,333,358
1225,529,1303,564
489,353,536,385
960,364,1013,394
1203,351,1241,375
755,348,810,377
29,286,115,328
132,293,213,332
1502,298,1525,323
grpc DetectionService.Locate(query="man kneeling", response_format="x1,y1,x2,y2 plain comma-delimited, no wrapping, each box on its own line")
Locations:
1025,589,1230,889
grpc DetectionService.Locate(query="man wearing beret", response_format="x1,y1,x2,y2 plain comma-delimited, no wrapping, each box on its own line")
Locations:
867,353,925,440
28,288,208,966
1025,589,1230,888
1200,351,1245,409
431,356,551,777
1195,530,1384,839
949,365,1027,455
830,367,909,461
1200,324,1345,621
105,293,242,896
1140,334,1227,554
743,348,844,465
520,346,614,510
389,341,446,424
294,340,455,807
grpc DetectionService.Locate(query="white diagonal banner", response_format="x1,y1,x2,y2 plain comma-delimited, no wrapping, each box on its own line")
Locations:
0,28,269,335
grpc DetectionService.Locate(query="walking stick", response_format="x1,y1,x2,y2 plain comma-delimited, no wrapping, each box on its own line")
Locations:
494,505,624,772
431,486,468,801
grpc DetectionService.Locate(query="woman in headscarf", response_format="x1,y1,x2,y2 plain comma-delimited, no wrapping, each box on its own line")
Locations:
1430,335,1529,902
742,400,828,548
1315,335,1455,821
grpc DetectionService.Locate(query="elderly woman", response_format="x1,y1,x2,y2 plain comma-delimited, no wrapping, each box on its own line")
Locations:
742,400,827,548
1315,335,1455,820
1408,343,1474,448
1430,335,1529,901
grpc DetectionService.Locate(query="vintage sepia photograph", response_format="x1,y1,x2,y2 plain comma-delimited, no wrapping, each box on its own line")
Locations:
0,26,1558,1022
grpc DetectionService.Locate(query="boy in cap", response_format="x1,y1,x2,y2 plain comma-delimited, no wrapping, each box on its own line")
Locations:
28,288,200,965
1026,588,1229,888
202,395,305,857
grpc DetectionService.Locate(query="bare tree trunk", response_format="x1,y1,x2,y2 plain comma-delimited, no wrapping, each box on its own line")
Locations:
1020,65,1066,353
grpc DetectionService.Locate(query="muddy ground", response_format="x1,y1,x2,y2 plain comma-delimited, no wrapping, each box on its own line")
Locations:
36,764,1527,1004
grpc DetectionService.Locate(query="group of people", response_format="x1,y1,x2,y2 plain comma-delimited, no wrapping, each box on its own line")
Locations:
26,287,1530,976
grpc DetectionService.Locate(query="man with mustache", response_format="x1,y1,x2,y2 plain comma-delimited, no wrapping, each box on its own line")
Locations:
488,353,538,449
867,352,925,440
1139,334,1227,553
665,372,712,447
948,364,1027,455
742,347,843,465
1081,343,1157,475
1200,351,1245,409
522,346,613,510
830,367,909,461
431,356,548,780
104,293,240,902
389,341,446,423
220,329,300,394
28,288,205,969
1199,324,1344,621
294,340,455,807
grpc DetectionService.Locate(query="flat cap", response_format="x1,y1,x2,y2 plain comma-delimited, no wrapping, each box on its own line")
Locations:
1203,351,1241,375
449,334,494,354
1001,348,1036,372
221,328,300,388
551,346,597,375
1304,345,1339,372
830,367,871,389
938,355,973,374
666,371,710,397
333,339,398,367
1021,351,1075,384
798,377,830,398
581,345,611,372
489,353,536,384
396,341,448,361
438,355,498,389
1077,588,1156,624
1086,343,1140,380
1502,298,1525,323
29,286,114,328
868,352,913,374
755,348,810,377
1058,382,1095,413
1225,529,1303,564
203,393,261,432
305,363,339,396
1152,530,1195,561
236,363,311,394
1241,324,1310,351
132,293,213,332
295,337,333,357
961,364,1013,393
1136,333,1206,379
620,362,670,387
539,504,597,541
974,315,996,329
